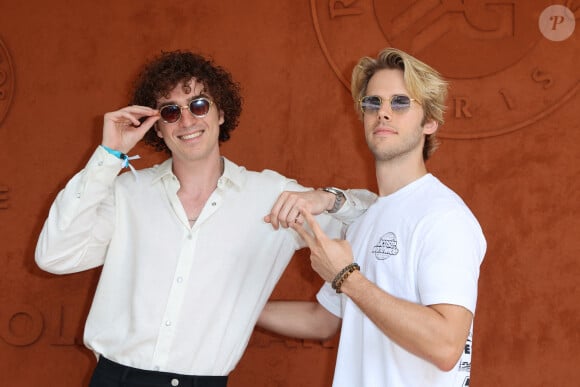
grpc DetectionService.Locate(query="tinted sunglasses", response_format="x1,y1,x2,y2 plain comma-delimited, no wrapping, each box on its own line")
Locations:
359,95,417,114
159,97,214,123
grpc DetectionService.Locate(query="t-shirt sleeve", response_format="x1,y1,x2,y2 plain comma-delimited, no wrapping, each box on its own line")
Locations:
316,282,345,318
417,209,486,314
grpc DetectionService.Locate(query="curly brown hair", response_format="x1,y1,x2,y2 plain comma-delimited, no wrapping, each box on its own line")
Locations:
131,50,243,154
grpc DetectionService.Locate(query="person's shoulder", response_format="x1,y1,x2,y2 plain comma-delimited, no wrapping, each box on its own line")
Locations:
116,160,170,186
422,175,483,226
424,175,467,206
226,158,294,184
243,169,298,193
255,168,289,180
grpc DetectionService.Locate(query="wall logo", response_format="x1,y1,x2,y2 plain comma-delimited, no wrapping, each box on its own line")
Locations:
311,1,579,139
0,37,15,127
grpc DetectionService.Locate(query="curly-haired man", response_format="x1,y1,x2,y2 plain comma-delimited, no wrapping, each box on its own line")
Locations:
35,50,373,387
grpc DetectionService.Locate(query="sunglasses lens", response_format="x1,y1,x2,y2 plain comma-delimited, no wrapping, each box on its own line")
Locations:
160,105,181,123
361,96,382,112
189,98,211,117
391,95,412,111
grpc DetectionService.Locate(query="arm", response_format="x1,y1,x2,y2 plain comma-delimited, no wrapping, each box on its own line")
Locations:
257,301,341,341
293,210,474,371
35,147,119,273
35,106,159,274
340,272,473,371
264,187,377,229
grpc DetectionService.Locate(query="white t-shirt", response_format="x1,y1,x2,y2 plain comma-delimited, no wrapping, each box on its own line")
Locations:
318,174,486,387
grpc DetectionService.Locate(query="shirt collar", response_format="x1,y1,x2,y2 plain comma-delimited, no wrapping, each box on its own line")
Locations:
221,157,245,190
150,157,245,190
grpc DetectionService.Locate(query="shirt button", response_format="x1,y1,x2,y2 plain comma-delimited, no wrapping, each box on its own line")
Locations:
211,202,216,206
75,193,81,198
98,161,103,166
165,320,172,326
176,277,183,283
171,379,180,386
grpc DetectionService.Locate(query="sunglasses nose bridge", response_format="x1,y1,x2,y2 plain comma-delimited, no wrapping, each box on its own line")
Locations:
179,104,201,124
377,98,393,118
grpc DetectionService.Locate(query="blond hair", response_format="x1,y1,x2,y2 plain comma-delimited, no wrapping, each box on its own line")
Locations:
351,48,448,160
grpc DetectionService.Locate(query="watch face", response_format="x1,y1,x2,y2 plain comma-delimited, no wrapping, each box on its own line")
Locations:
323,187,345,213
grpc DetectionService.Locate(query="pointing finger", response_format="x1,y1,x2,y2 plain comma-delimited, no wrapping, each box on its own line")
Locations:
300,209,327,241
292,218,316,248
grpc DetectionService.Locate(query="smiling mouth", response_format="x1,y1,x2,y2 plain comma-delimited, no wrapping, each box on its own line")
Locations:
179,131,204,140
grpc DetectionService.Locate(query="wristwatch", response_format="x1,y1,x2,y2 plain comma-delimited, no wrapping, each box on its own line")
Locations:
321,187,346,213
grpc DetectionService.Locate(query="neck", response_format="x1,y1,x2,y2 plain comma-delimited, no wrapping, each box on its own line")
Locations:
172,152,224,195
173,153,224,224
375,155,428,197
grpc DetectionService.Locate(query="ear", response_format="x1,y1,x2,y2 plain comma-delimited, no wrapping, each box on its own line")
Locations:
423,119,438,135
155,123,164,138
219,110,225,125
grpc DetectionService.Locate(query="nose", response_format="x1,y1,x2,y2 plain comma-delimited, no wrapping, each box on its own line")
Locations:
377,102,392,120
179,105,198,126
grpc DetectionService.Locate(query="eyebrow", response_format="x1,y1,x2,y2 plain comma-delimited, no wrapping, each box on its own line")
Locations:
157,93,211,108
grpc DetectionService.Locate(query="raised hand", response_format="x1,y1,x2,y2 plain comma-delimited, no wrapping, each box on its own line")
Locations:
292,209,354,282
101,105,160,154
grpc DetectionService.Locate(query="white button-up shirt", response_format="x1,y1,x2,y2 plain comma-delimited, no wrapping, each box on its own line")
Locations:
35,146,373,375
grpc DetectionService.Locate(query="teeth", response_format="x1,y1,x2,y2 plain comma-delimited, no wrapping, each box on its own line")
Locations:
181,131,203,140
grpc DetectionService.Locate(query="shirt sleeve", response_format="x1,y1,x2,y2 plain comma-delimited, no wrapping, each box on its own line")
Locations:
332,188,378,224
316,282,344,318
417,209,487,313
35,146,123,274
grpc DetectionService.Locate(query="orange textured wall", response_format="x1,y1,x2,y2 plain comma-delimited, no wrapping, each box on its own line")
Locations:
0,1,578,386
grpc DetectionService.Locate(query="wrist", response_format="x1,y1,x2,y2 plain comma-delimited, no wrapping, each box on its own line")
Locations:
100,144,141,170
100,144,127,160
331,262,360,293
336,269,362,296
320,187,346,213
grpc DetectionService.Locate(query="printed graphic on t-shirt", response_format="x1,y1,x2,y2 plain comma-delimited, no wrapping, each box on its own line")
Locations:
371,232,399,260
456,332,472,386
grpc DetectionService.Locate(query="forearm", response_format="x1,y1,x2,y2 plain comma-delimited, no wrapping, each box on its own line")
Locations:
257,301,341,341
340,271,473,371
35,147,118,274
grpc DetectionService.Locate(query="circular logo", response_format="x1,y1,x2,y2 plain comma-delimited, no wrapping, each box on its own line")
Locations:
311,0,579,139
539,5,576,42
0,37,15,127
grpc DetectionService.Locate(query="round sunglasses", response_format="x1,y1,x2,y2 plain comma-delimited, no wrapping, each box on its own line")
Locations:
359,95,417,114
159,97,214,123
